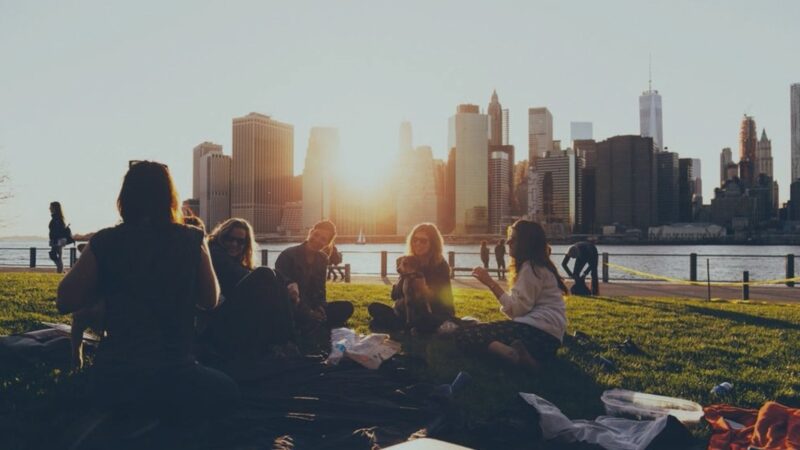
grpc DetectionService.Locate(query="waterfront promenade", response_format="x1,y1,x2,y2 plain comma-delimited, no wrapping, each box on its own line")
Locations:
5,266,795,304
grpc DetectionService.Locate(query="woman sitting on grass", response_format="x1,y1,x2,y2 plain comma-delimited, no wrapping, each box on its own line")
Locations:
56,161,238,421
368,222,456,334
201,218,297,361
453,219,567,371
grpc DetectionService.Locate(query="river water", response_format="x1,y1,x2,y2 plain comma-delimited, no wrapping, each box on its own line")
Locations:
5,239,797,284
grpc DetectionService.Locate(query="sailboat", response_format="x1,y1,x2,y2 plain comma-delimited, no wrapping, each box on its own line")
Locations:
355,228,367,245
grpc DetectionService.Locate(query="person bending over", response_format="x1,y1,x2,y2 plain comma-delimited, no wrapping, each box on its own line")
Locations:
453,220,568,371
561,240,599,295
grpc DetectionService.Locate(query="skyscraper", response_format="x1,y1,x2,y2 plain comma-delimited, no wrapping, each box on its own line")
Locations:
449,104,489,234
595,135,658,231
639,79,663,152
399,121,413,153
792,84,800,182
231,112,293,235
488,90,503,146
756,129,773,179
656,151,680,224
302,127,338,229
199,152,231,230
529,149,577,229
502,108,510,146
738,115,758,186
192,141,223,212
691,158,703,205
570,122,593,142
720,147,733,186
489,147,513,235
396,145,438,236
528,107,553,162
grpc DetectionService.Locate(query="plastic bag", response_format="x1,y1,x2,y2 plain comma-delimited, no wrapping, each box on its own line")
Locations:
326,327,401,370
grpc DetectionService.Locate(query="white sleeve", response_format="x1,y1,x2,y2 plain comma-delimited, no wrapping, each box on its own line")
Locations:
498,265,542,319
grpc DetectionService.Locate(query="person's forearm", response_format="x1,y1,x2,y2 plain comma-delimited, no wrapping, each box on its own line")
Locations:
485,279,506,300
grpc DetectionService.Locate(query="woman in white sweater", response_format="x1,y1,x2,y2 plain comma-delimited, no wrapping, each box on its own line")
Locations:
455,220,568,370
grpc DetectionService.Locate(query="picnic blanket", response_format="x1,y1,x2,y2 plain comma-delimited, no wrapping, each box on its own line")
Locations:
1,326,545,449
705,402,800,450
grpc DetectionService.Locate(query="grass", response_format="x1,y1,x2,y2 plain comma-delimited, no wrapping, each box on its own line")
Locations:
3,273,800,448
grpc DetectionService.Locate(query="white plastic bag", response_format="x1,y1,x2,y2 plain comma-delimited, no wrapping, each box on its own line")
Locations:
326,327,401,369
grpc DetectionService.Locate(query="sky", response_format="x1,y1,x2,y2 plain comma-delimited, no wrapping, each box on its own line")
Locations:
1,0,799,236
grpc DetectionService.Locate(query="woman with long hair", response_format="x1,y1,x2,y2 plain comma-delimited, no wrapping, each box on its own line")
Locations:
48,201,69,273
202,217,297,361
368,222,456,333
453,219,568,370
56,161,238,424
275,220,354,337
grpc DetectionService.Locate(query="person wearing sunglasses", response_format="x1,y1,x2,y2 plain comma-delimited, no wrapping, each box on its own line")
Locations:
368,222,455,333
201,218,297,362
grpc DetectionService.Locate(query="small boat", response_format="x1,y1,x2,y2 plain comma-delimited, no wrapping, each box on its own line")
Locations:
356,228,367,245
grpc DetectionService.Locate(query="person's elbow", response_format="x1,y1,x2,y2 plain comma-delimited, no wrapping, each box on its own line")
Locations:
197,290,219,311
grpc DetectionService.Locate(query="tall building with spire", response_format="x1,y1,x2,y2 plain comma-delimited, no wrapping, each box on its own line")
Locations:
488,90,503,146
738,115,758,186
639,61,663,152
231,112,293,234
791,83,800,182
756,129,773,179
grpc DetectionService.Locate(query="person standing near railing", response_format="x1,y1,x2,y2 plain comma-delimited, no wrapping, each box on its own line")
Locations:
561,240,599,295
48,201,71,273
480,241,490,269
494,239,507,280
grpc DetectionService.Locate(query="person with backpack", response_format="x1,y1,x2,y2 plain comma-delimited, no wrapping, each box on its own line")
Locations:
326,244,343,281
48,201,73,273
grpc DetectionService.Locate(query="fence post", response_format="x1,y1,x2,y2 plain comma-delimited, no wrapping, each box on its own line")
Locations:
260,249,269,267
29,247,36,268
344,264,351,283
69,247,77,267
380,251,387,278
787,254,795,288
690,253,697,282
742,271,749,300
448,251,456,279
602,252,609,283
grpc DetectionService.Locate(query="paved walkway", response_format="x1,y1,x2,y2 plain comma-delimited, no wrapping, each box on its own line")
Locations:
3,267,797,304
346,274,800,304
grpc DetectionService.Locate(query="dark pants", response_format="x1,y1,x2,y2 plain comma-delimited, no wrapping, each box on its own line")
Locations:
49,245,64,273
206,267,296,360
367,302,445,334
573,258,599,295
496,257,506,280
452,321,561,361
93,361,239,421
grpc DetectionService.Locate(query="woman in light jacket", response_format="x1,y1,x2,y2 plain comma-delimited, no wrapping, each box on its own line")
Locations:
454,219,568,370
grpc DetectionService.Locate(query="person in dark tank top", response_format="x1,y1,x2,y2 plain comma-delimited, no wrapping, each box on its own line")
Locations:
56,161,238,426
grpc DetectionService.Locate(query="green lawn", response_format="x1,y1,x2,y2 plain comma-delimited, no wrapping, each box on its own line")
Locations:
2,273,800,447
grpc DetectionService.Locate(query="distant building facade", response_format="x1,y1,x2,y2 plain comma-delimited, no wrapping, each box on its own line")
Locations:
396,145,438,236
231,112,293,235
489,149,512,235
570,122,593,142
791,84,800,182
720,147,733,186
639,86,663,151
529,149,577,229
449,104,489,234
199,152,231,230
192,141,223,217
528,107,553,162
594,135,658,231
302,127,338,230
656,152,680,224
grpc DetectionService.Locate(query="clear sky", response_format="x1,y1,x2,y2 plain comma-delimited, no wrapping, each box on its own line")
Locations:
1,0,798,236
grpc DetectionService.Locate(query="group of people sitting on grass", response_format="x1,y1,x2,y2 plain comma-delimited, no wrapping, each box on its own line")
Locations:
54,160,569,420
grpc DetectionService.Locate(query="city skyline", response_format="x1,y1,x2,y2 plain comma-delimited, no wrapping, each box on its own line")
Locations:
2,1,800,236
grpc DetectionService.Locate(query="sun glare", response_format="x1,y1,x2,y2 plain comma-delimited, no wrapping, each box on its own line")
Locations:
334,154,390,190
